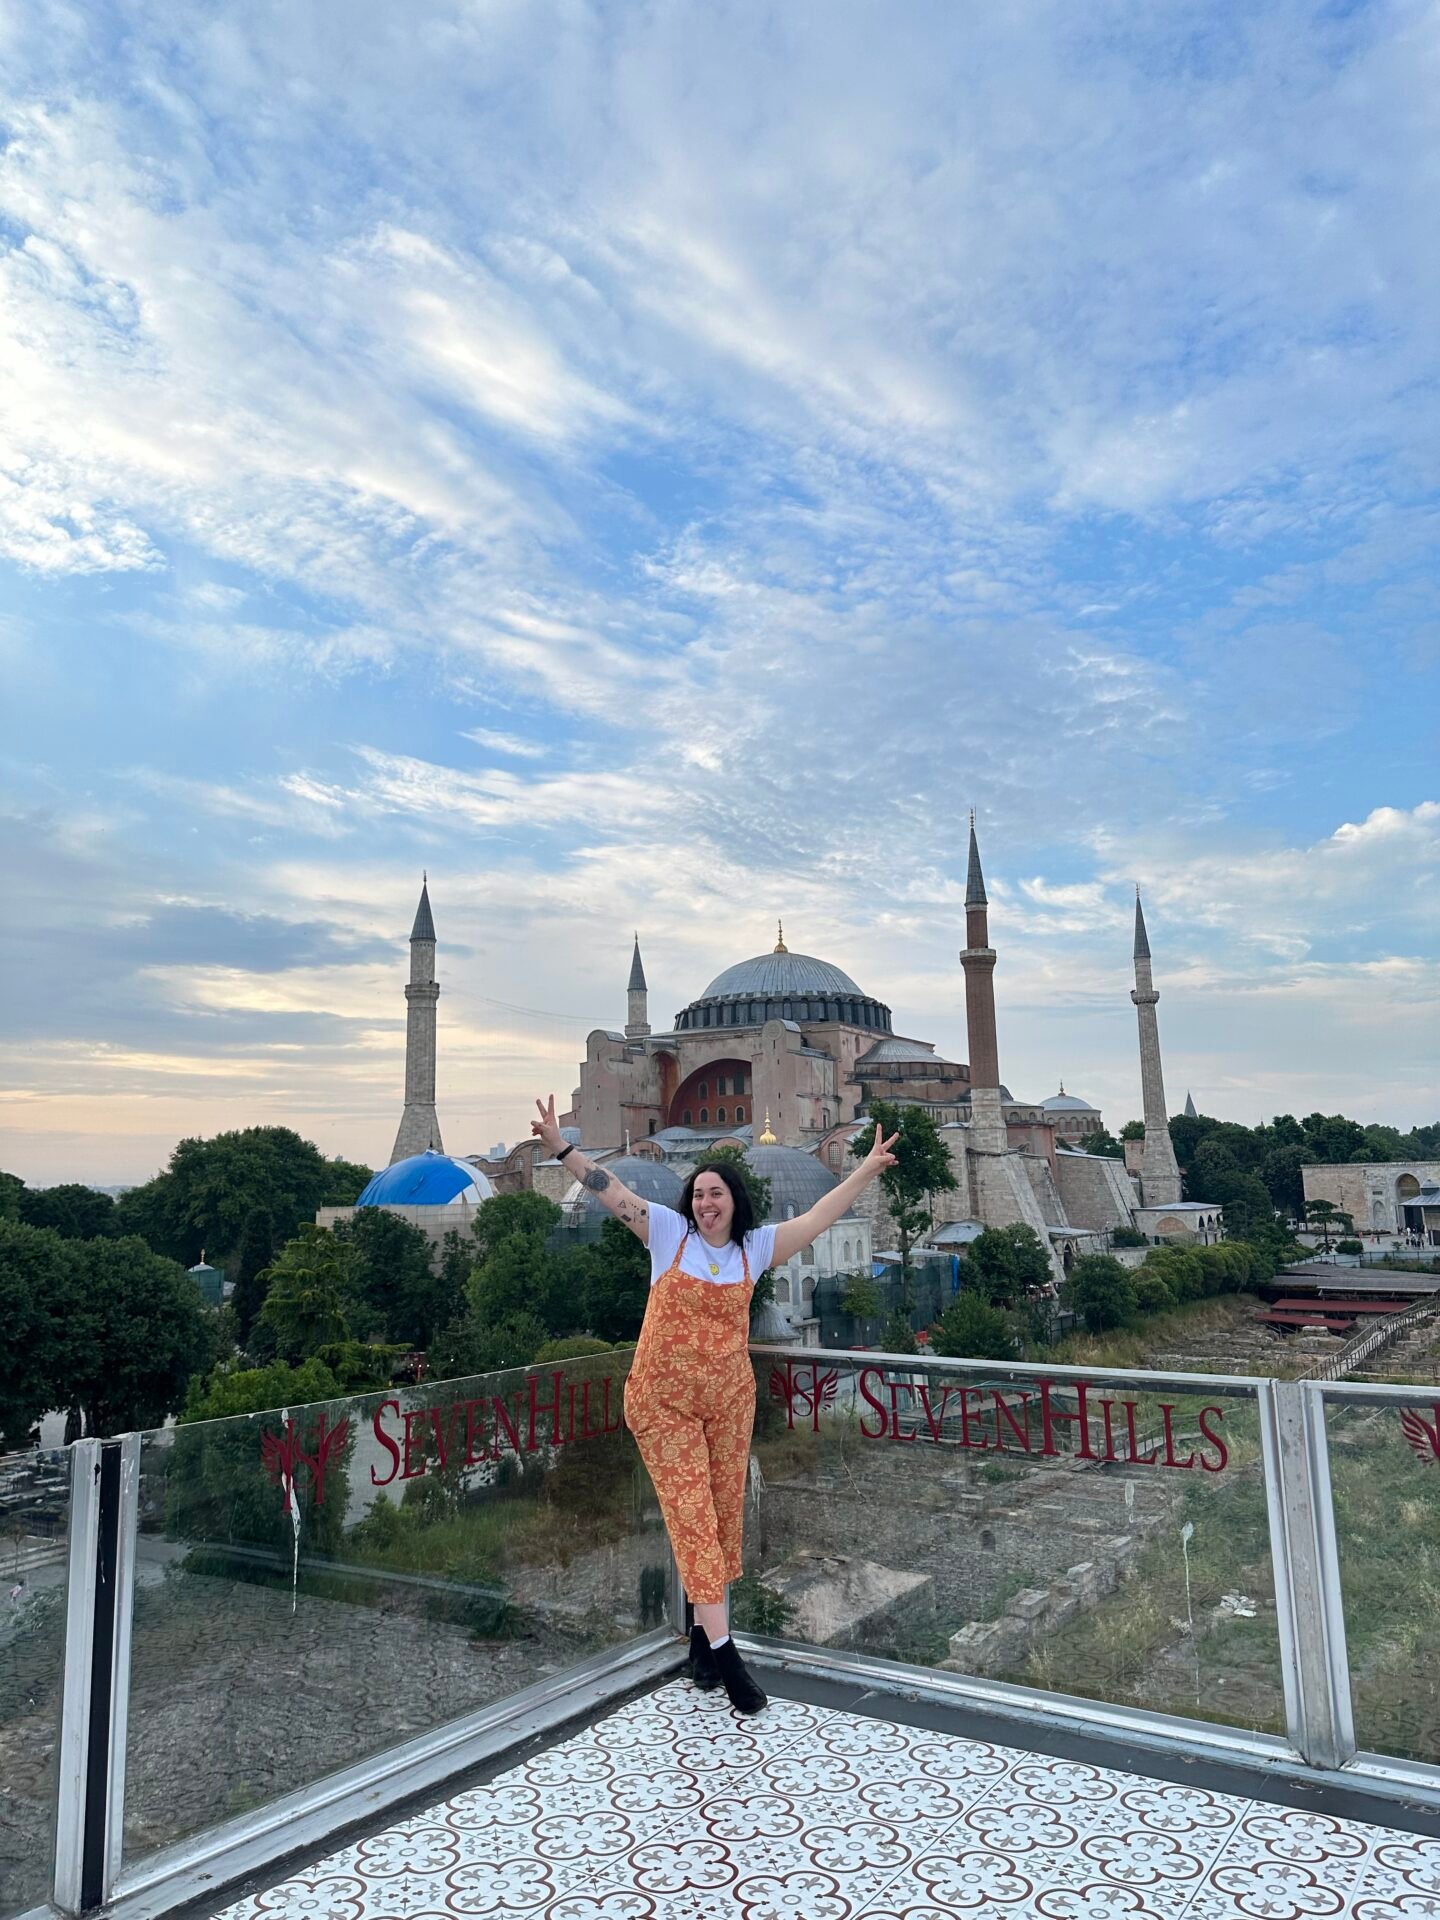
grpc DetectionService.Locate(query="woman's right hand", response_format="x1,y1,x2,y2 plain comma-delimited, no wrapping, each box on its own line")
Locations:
531,1094,566,1154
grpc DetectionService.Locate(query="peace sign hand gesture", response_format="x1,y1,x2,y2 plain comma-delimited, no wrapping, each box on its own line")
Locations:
864,1122,900,1172
531,1094,566,1154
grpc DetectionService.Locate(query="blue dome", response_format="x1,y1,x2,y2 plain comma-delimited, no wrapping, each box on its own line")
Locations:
357,1151,494,1208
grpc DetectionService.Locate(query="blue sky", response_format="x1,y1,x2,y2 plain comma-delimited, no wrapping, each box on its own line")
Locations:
1,0,1436,1184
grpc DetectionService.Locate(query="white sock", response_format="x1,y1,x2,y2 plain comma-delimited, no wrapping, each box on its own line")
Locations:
707,1633,730,1650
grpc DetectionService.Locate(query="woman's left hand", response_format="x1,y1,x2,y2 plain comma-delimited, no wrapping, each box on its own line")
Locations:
864,1122,900,1172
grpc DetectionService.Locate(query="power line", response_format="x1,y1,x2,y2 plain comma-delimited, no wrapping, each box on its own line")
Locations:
476,994,610,1025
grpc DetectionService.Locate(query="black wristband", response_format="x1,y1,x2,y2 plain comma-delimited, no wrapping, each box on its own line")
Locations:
556,1143,576,1161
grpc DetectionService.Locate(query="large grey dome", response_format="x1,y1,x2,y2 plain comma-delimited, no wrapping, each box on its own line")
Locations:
677,944,891,1035
567,1155,684,1219
702,951,863,1000
745,1144,850,1222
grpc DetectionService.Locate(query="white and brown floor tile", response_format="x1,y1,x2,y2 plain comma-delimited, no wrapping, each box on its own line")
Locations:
214,1677,1440,1920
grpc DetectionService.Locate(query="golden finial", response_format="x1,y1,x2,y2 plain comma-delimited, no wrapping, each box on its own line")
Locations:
774,919,788,953
759,1109,777,1145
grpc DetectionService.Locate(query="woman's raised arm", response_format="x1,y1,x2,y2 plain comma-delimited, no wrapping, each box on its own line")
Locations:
530,1095,651,1243
770,1122,898,1265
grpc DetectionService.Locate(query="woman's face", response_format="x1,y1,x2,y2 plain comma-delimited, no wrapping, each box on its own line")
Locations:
691,1171,734,1242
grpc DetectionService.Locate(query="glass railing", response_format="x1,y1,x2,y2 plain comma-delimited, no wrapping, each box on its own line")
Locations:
1323,1379,1440,1767
121,1349,669,1866
0,1442,71,1915
19,1348,1440,1920
744,1349,1284,1736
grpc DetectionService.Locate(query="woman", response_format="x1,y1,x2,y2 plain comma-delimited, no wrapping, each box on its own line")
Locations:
531,1095,897,1714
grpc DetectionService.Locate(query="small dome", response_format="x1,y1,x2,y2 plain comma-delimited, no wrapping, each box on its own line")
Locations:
855,1036,940,1065
700,951,864,1000
567,1156,685,1217
745,1144,846,1221
750,1299,794,1342
357,1151,495,1208
1041,1091,1098,1113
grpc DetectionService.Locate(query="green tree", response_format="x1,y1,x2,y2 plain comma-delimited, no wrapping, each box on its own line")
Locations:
930,1292,1015,1361
535,1335,613,1362
849,1102,957,1307
430,1310,549,1377
1133,1273,1174,1313
19,1183,116,1240
1062,1254,1137,1333
258,1226,357,1362
1076,1129,1124,1159
1302,1113,1373,1164
0,1220,90,1450
0,1171,23,1222
1303,1198,1352,1252
1119,1120,1146,1142
1260,1145,1308,1219
335,1206,458,1347
963,1223,1052,1305
114,1127,371,1267
468,1230,569,1334
168,1357,351,1560
232,1206,275,1341
68,1236,212,1438
879,1309,917,1355
321,1157,374,1205
471,1190,562,1258
577,1219,650,1342
840,1274,884,1320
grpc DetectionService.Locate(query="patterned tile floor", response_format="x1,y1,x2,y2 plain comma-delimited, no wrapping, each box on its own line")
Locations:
217,1679,1440,1919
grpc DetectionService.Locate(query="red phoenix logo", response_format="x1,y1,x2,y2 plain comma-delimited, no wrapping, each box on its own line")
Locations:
769,1362,839,1429
1399,1406,1440,1466
261,1413,351,1509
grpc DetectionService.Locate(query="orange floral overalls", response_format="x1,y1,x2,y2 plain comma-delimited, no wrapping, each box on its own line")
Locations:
623,1234,754,1606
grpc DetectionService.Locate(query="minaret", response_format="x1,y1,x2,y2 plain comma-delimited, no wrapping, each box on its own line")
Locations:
625,933,651,1038
960,814,1007,1153
390,876,444,1165
1131,890,1182,1205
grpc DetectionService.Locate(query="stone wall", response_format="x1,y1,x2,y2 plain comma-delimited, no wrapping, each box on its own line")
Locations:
1054,1152,1138,1232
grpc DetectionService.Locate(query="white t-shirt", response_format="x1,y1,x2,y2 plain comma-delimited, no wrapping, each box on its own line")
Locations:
646,1202,777,1288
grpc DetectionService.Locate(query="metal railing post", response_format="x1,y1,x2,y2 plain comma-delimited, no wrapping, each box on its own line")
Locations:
1259,1380,1356,1769
52,1435,136,1915
54,1440,101,1914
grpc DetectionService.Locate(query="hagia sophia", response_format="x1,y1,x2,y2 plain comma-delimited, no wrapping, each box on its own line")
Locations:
331,822,1220,1338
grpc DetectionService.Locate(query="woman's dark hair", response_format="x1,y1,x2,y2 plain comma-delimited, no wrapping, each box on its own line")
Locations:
678,1161,755,1245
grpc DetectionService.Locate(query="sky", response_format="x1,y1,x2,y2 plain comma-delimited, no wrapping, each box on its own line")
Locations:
1,0,1437,1187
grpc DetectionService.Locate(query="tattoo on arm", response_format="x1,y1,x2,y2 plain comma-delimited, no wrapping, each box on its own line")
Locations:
582,1168,612,1193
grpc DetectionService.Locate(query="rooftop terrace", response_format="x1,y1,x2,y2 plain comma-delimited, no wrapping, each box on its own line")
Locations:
5,1342,1440,1919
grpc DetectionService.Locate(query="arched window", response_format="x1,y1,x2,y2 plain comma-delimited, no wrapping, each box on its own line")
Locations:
700,1108,709,1124
775,1275,790,1303
735,1104,746,1123
717,1106,726,1123
683,1110,692,1125
698,1082,708,1099
648,1118,657,1134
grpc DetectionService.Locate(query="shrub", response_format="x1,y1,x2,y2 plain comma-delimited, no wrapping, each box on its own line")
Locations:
1141,1246,1205,1302
1062,1255,1137,1333
1335,1238,1363,1257
839,1274,884,1320
929,1292,1015,1360
730,1573,796,1636
534,1335,613,1362
1110,1226,1148,1249
880,1309,918,1355
1132,1274,1175,1314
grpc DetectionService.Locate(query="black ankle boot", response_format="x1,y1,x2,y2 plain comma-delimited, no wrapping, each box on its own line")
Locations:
711,1637,767,1714
686,1623,720,1691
